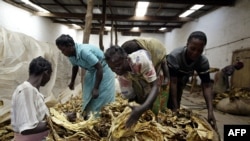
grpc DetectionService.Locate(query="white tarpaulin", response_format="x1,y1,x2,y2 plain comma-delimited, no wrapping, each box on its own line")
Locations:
0,26,81,123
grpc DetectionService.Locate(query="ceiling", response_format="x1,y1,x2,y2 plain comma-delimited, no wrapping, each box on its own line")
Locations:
4,0,236,35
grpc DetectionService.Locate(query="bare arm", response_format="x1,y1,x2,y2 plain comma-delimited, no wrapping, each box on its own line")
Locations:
125,79,159,128
21,121,49,135
202,82,217,129
202,82,214,112
141,79,159,110
68,66,79,90
92,62,103,98
167,65,179,111
169,76,179,111
161,59,169,85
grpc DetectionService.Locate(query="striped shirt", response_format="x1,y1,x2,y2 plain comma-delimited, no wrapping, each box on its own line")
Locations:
11,81,49,133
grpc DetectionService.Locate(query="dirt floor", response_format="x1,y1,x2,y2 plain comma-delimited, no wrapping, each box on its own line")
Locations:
181,89,250,141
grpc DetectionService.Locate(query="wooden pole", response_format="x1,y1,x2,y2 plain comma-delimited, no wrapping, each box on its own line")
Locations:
115,26,118,45
107,1,118,46
83,0,93,43
81,0,94,84
99,0,106,51
110,20,113,46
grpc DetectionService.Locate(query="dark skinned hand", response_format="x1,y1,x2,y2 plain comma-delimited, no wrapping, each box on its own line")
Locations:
125,105,144,128
21,121,49,135
92,88,99,99
68,82,74,90
66,112,77,122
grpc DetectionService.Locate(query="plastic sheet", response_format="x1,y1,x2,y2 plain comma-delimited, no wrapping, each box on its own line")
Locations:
0,26,81,123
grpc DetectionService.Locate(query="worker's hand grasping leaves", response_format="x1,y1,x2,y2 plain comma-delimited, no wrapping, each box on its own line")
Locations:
125,104,144,128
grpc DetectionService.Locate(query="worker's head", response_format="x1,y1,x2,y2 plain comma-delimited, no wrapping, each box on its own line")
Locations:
222,65,235,76
121,40,142,54
55,34,75,57
186,31,207,61
29,56,52,86
234,61,244,70
222,61,244,76
105,46,130,75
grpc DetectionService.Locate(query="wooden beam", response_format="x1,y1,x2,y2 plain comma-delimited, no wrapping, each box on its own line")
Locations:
52,19,180,33
52,21,182,28
107,0,236,6
35,12,192,22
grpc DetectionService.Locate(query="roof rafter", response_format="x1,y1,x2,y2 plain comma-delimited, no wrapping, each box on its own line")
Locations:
35,12,192,22
107,0,236,6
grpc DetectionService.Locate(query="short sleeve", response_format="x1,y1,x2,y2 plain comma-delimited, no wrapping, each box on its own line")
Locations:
195,56,210,74
80,50,99,67
167,54,180,70
138,51,157,83
196,56,211,83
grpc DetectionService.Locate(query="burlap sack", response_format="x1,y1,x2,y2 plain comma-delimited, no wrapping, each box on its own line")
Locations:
216,97,250,116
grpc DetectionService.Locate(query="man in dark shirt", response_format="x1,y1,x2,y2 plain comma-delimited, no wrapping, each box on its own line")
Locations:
167,31,217,129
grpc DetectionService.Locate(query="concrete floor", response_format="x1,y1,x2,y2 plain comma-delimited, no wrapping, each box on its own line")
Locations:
181,90,250,141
